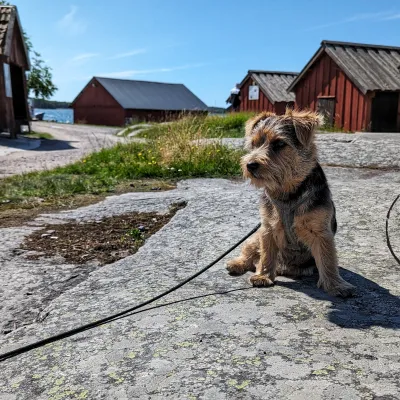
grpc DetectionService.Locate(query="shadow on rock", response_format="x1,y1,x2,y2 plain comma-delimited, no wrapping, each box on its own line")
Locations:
34,139,77,151
276,268,400,329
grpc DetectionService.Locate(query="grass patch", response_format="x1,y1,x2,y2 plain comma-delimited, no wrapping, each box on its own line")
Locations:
25,132,54,140
136,112,254,139
0,117,244,206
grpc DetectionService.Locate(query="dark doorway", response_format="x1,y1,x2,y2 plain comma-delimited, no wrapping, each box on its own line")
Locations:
371,92,399,132
317,97,335,127
10,64,28,120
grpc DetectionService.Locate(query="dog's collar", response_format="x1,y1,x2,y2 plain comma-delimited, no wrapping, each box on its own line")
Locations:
265,182,312,210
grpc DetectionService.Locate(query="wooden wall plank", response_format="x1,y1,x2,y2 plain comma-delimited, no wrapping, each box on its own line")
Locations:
309,68,316,110
351,85,359,132
343,77,353,131
316,58,324,99
335,69,345,128
322,55,330,96
329,58,337,97
397,93,400,131
357,93,365,132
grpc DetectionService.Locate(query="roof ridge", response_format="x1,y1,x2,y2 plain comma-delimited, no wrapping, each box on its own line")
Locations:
322,40,400,51
94,76,184,86
249,70,299,75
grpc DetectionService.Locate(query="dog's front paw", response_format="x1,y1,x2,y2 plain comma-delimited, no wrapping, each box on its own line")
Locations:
320,279,356,298
250,274,274,287
226,259,254,276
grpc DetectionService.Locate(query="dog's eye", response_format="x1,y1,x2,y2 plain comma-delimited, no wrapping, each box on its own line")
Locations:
271,140,287,152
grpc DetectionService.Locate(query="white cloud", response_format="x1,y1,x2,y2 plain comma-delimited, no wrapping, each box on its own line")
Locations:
382,13,400,20
345,11,394,22
96,63,206,79
305,10,395,31
109,49,147,59
71,53,99,62
58,5,87,36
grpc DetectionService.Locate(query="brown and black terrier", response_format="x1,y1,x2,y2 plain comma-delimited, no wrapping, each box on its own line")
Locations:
227,109,355,297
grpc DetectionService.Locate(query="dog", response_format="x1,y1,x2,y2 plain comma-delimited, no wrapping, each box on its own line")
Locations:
226,109,355,297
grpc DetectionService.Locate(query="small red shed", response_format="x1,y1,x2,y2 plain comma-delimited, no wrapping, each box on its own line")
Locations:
236,70,298,114
71,77,208,126
0,6,30,138
288,40,400,132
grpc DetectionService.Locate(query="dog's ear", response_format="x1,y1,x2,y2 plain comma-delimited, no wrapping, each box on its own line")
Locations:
245,112,275,137
286,109,324,147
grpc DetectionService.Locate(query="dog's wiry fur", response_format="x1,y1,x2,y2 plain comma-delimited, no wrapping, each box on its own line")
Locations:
227,109,355,297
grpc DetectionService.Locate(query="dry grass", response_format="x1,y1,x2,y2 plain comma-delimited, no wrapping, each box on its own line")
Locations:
136,112,254,139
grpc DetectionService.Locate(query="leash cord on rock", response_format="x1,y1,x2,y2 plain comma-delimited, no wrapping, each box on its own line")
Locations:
386,194,400,266
0,223,261,363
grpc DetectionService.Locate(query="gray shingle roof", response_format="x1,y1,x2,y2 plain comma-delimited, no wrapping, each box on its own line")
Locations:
95,77,208,111
0,6,30,68
240,71,298,103
288,40,400,94
0,6,13,55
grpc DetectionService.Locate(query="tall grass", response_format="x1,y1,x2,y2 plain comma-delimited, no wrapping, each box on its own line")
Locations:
136,112,254,139
0,117,245,203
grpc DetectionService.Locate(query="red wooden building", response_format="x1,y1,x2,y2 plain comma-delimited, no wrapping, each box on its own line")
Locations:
235,70,298,114
71,77,208,126
0,6,30,138
288,40,400,132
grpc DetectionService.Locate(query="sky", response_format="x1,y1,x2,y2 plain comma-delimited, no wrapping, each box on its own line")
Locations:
13,0,400,106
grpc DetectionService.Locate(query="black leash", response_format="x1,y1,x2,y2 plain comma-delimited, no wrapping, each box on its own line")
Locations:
386,194,400,266
0,223,261,362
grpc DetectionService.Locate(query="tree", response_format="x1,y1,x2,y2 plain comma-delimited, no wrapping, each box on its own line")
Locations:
28,52,57,99
0,0,57,99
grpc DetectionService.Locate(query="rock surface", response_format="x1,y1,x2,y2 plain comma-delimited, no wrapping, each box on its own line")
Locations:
1,133,400,399
209,133,400,170
1,167,400,399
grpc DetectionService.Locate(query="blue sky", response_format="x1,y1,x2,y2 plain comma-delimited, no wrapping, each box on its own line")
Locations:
15,0,400,106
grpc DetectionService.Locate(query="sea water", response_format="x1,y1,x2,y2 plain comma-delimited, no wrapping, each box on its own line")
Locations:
33,108,74,124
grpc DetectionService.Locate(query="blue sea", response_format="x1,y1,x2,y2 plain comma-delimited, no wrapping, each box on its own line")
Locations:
33,108,74,124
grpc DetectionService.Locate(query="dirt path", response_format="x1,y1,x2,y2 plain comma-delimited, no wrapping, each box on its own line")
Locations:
0,122,122,178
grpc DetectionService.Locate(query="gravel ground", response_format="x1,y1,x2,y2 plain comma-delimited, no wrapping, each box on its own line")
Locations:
0,133,400,399
0,122,122,178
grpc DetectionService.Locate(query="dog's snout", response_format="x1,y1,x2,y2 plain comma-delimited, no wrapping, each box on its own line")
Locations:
247,162,259,172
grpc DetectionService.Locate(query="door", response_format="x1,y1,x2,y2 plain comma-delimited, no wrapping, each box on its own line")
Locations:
317,97,335,127
371,92,398,132
10,64,28,120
